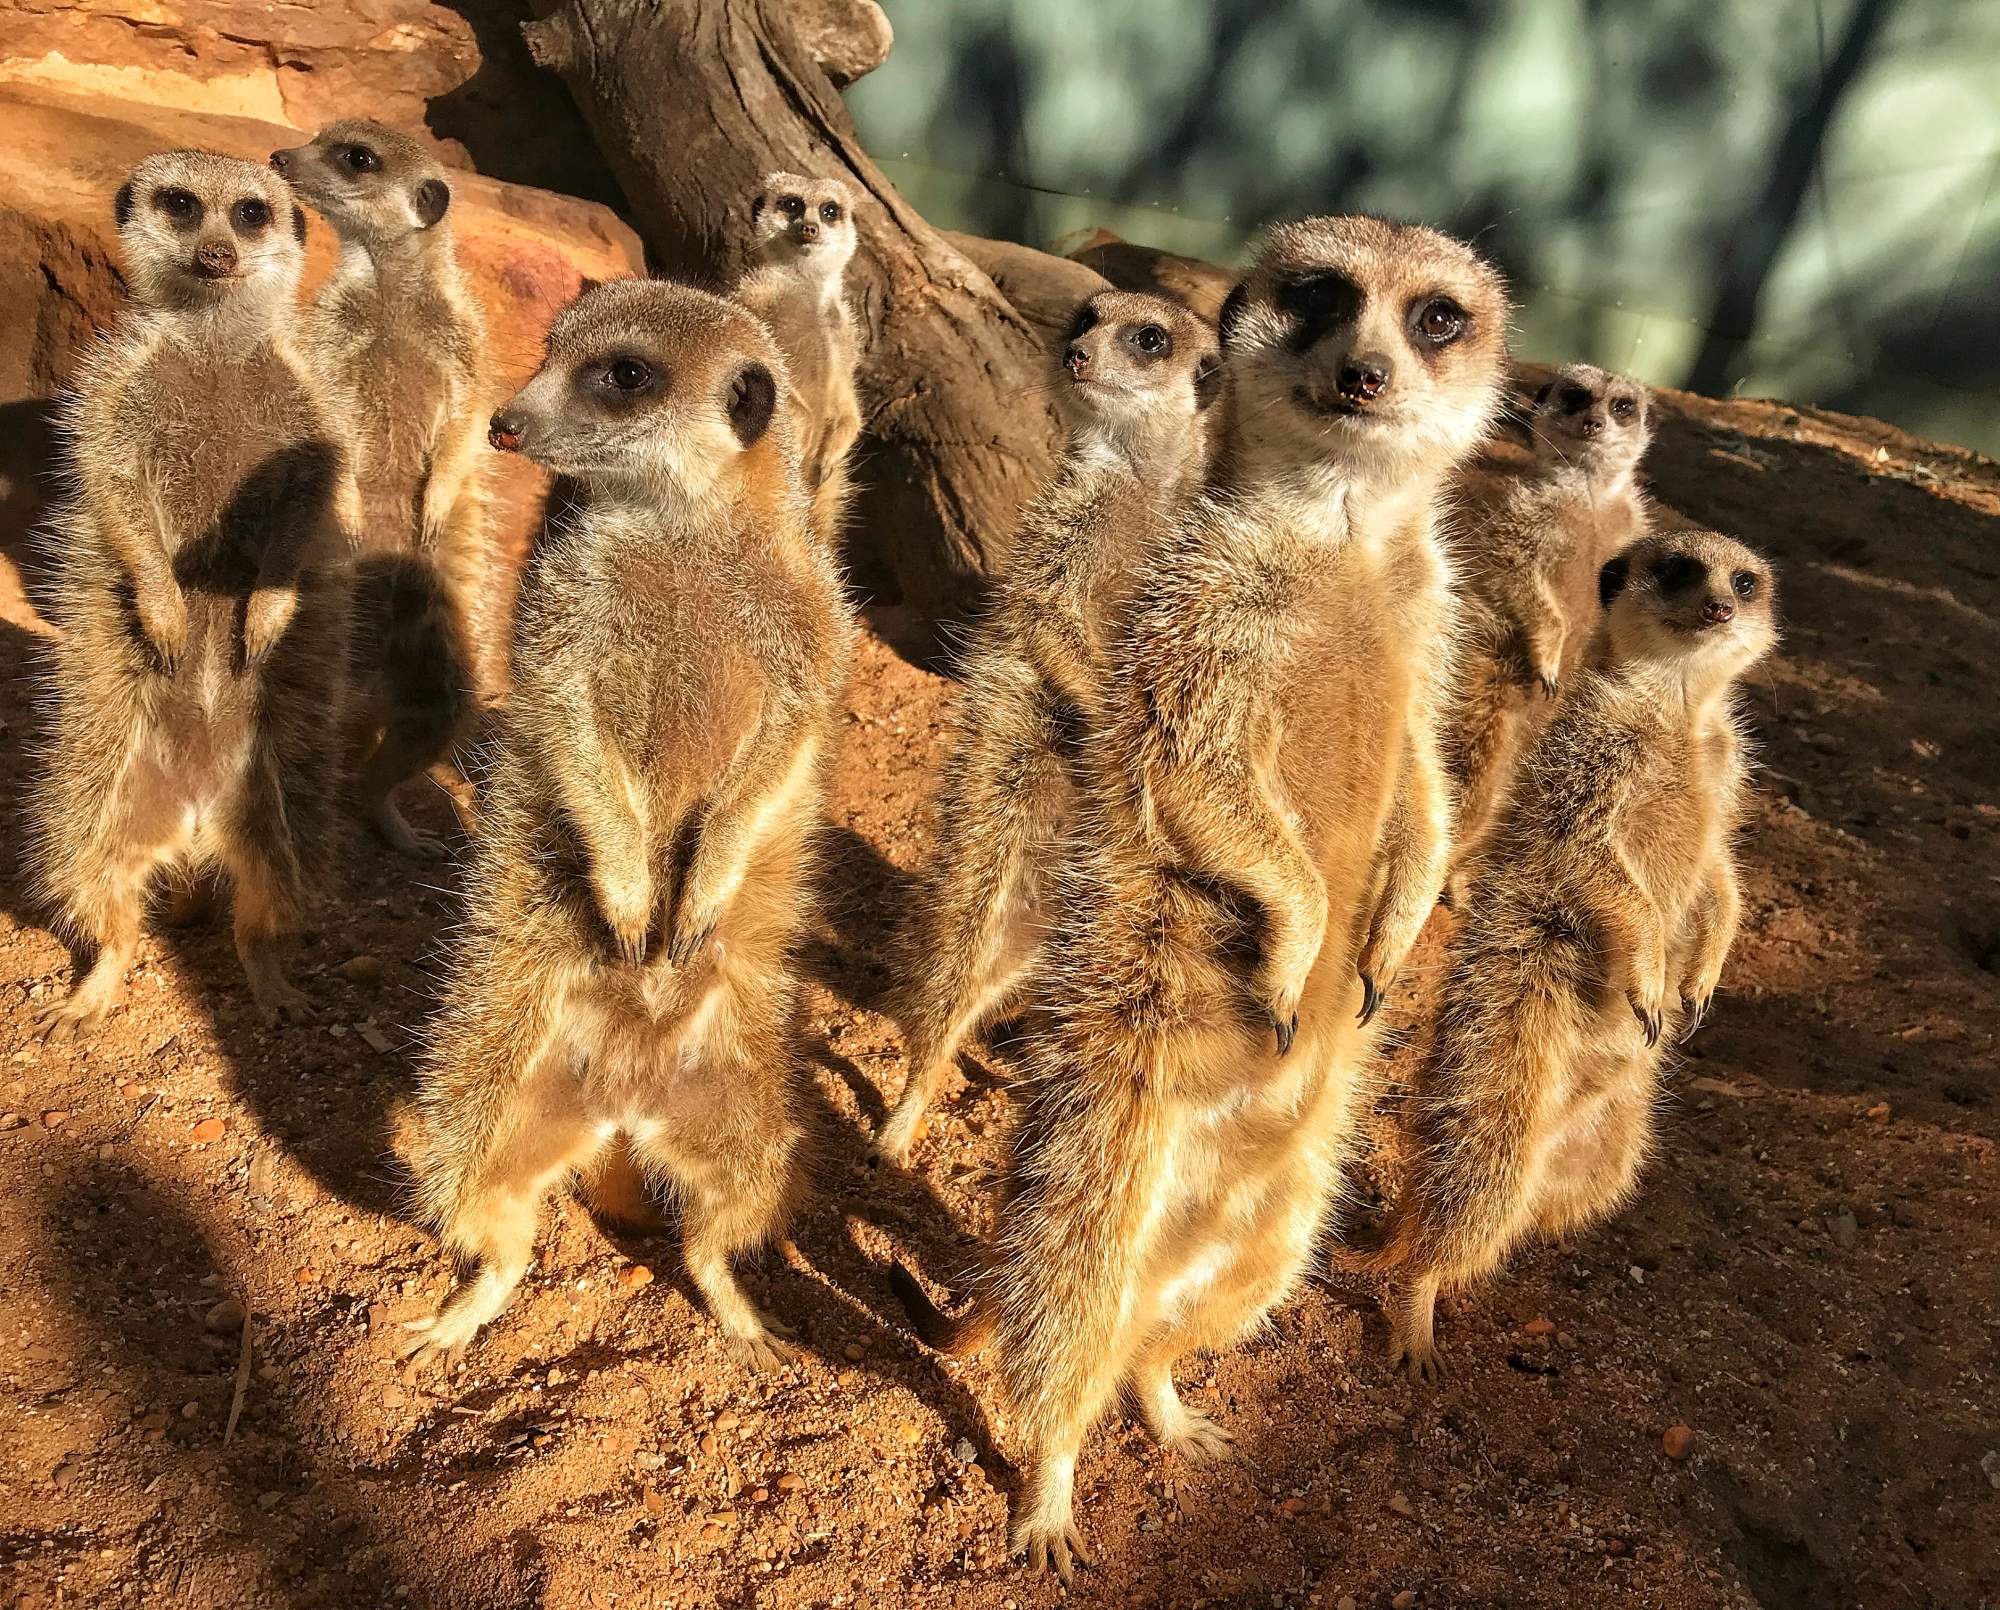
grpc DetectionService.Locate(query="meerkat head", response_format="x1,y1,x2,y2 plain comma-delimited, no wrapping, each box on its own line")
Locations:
1528,362,1652,483
747,172,858,285
113,150,305,320
1216,215,1509,488
1052,289,1221,463
269,119,453,247
1598,529,1777,691
489,279,792,505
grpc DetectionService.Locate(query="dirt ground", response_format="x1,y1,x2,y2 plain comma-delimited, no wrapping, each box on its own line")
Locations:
2,386,1996,1610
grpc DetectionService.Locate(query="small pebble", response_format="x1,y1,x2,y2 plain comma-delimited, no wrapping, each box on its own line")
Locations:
337,955,384,984
546,1366,566,1387
1828,1211,1858,1249
619,1264,654,1291
1387,1492,1413,1518
1280,1495,1305,1516
42,1110,68,1129
1865,1102,1891,1122
698,1433,717,1456
204,1298,246,1333
899,1420,920,1445
180,1401,199,1420
1338,1597,1358,1610
1392,1593,1417,1610
191,1117,225,1143
776,1472,802,1492
1523,1318,1555,1338
1663,1424,1694,1459
715,1411,740,1432
843,1342,864,1362
294,1267,319,1285
1604,1537,1629,1557
952,1438,977,1464
257,1491,283,1511
750,1486,769,1503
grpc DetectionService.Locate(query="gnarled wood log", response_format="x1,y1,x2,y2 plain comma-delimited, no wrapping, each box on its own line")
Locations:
522,0,1068,638
1067,231,1236,325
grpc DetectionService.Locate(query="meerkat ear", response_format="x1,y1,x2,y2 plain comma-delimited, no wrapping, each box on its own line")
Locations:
728,362,777,449
750,193,767,225
115,183,135,228
291,204,307,246
1532,381,1555,410
412,178,451,228
1598,551,1633,609
1216,281,1250,349
1193,352,1223,411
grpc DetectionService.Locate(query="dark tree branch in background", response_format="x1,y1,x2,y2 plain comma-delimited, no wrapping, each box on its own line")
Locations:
522,0,1070,641
1685,0,1896,398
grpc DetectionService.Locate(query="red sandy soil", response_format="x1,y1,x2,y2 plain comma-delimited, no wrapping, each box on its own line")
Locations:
1,388,1995,1610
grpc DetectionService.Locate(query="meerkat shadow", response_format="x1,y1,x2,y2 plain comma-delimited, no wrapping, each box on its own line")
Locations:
805,821,910,1015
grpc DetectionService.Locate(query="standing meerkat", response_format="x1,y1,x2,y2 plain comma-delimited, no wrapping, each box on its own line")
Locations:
401,280,854,1372
1445,362,1654,901
734,172,863,550
895,218,1509,1579
876,290,1220,1165
1367,529,1776,1381
27,150,350,1039
270,119,489,858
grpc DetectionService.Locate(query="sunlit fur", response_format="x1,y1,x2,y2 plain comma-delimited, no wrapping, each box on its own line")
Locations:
26,150,350,1043
1445,362,1656,902
735,171,863,550
272,119,492,858
879,292,1218,1165
922,217,1509,1580
1366,528,1778,1381
403,281,855,1373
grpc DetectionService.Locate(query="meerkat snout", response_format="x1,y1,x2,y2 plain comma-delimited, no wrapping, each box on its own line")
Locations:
1336,350,1392,404
488,409,525,453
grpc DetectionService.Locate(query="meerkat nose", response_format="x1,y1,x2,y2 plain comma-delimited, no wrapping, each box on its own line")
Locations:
488,410,526,453
800,222,820,242
1702,598,1736,625
1336,355,1391,402
1579,415,1604,438
269,149,292,175
196,240,239,278
1065,346,1091,378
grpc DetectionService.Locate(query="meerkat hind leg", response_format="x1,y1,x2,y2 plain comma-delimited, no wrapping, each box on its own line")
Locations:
37,824,181,1042
222,836,314,1024
1386,1271,1446,1383
1126,1342,1236,1463
405,1102,603,1370
1012,1447,1091,1585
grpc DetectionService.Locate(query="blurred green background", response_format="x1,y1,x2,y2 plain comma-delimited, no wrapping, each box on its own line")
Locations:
847,0,2000,455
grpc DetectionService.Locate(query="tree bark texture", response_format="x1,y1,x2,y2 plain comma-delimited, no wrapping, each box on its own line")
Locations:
523,0,1070,635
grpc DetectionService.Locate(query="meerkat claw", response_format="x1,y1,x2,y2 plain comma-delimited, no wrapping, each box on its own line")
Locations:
1268,1008,1299,1055
1358,973,1385,1026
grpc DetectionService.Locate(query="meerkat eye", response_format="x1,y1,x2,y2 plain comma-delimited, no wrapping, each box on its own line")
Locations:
608,357,654,392
1129,324,1171,357
780,196,804,217
233,198,271,232
1413,298,1467,344
156,188,200,222
1656,552,1706,593
340,145,380,175
1280,274,1352,324
1610,396,1637,420
1732,570,1759,600
819,201,842,223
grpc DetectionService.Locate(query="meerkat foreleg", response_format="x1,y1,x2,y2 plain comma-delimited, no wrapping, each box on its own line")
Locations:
1357,728,1452,1022
242,443,339,667
84,477,187,670
1676,859,1741,1036
1147,755,1327,1054
1586,849,1671,1047
547,721,652,964
665,720,816,968
36,833,171,1042
1518,573,1568,699
223,749,316,1023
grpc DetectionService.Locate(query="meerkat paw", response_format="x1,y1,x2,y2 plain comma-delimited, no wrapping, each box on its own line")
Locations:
1011,1517,1091,1585
721,1311,798,1374
1626,990,1664,1049
1157,1403,1238,1465
34,994,114,1045
241,586,298,667
871,1102,929,1167
137,585,189,673
370,799,450,863
399,1272,519,1372
248,975,316,1027
666,911,717,970
1387,1332,1445,1384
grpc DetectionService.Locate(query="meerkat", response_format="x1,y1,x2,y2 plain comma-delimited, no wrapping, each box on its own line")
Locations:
399,279,854,1372
734,172,863,549
1365,529,1776,1381
1444,362,1655,902
893,218,1509,1580
875,290,1221,1165
26,150,350,1039
269,119,489,858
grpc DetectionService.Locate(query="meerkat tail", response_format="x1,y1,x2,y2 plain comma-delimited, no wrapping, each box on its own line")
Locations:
889,1261,994,1356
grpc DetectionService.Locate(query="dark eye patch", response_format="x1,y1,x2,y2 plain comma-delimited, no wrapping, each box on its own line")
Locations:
819,201,842,223
1561,386,1593,413
1278,272,1361,353
1127,323,1172,360
1732,570,1760,600
583,353,662,407
1598,552,1631,608
1064,301,1100,346
780,196,804,216
1654,551,1707,594
1610,395,1638,420
233,198,271,234
155,188,202,228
